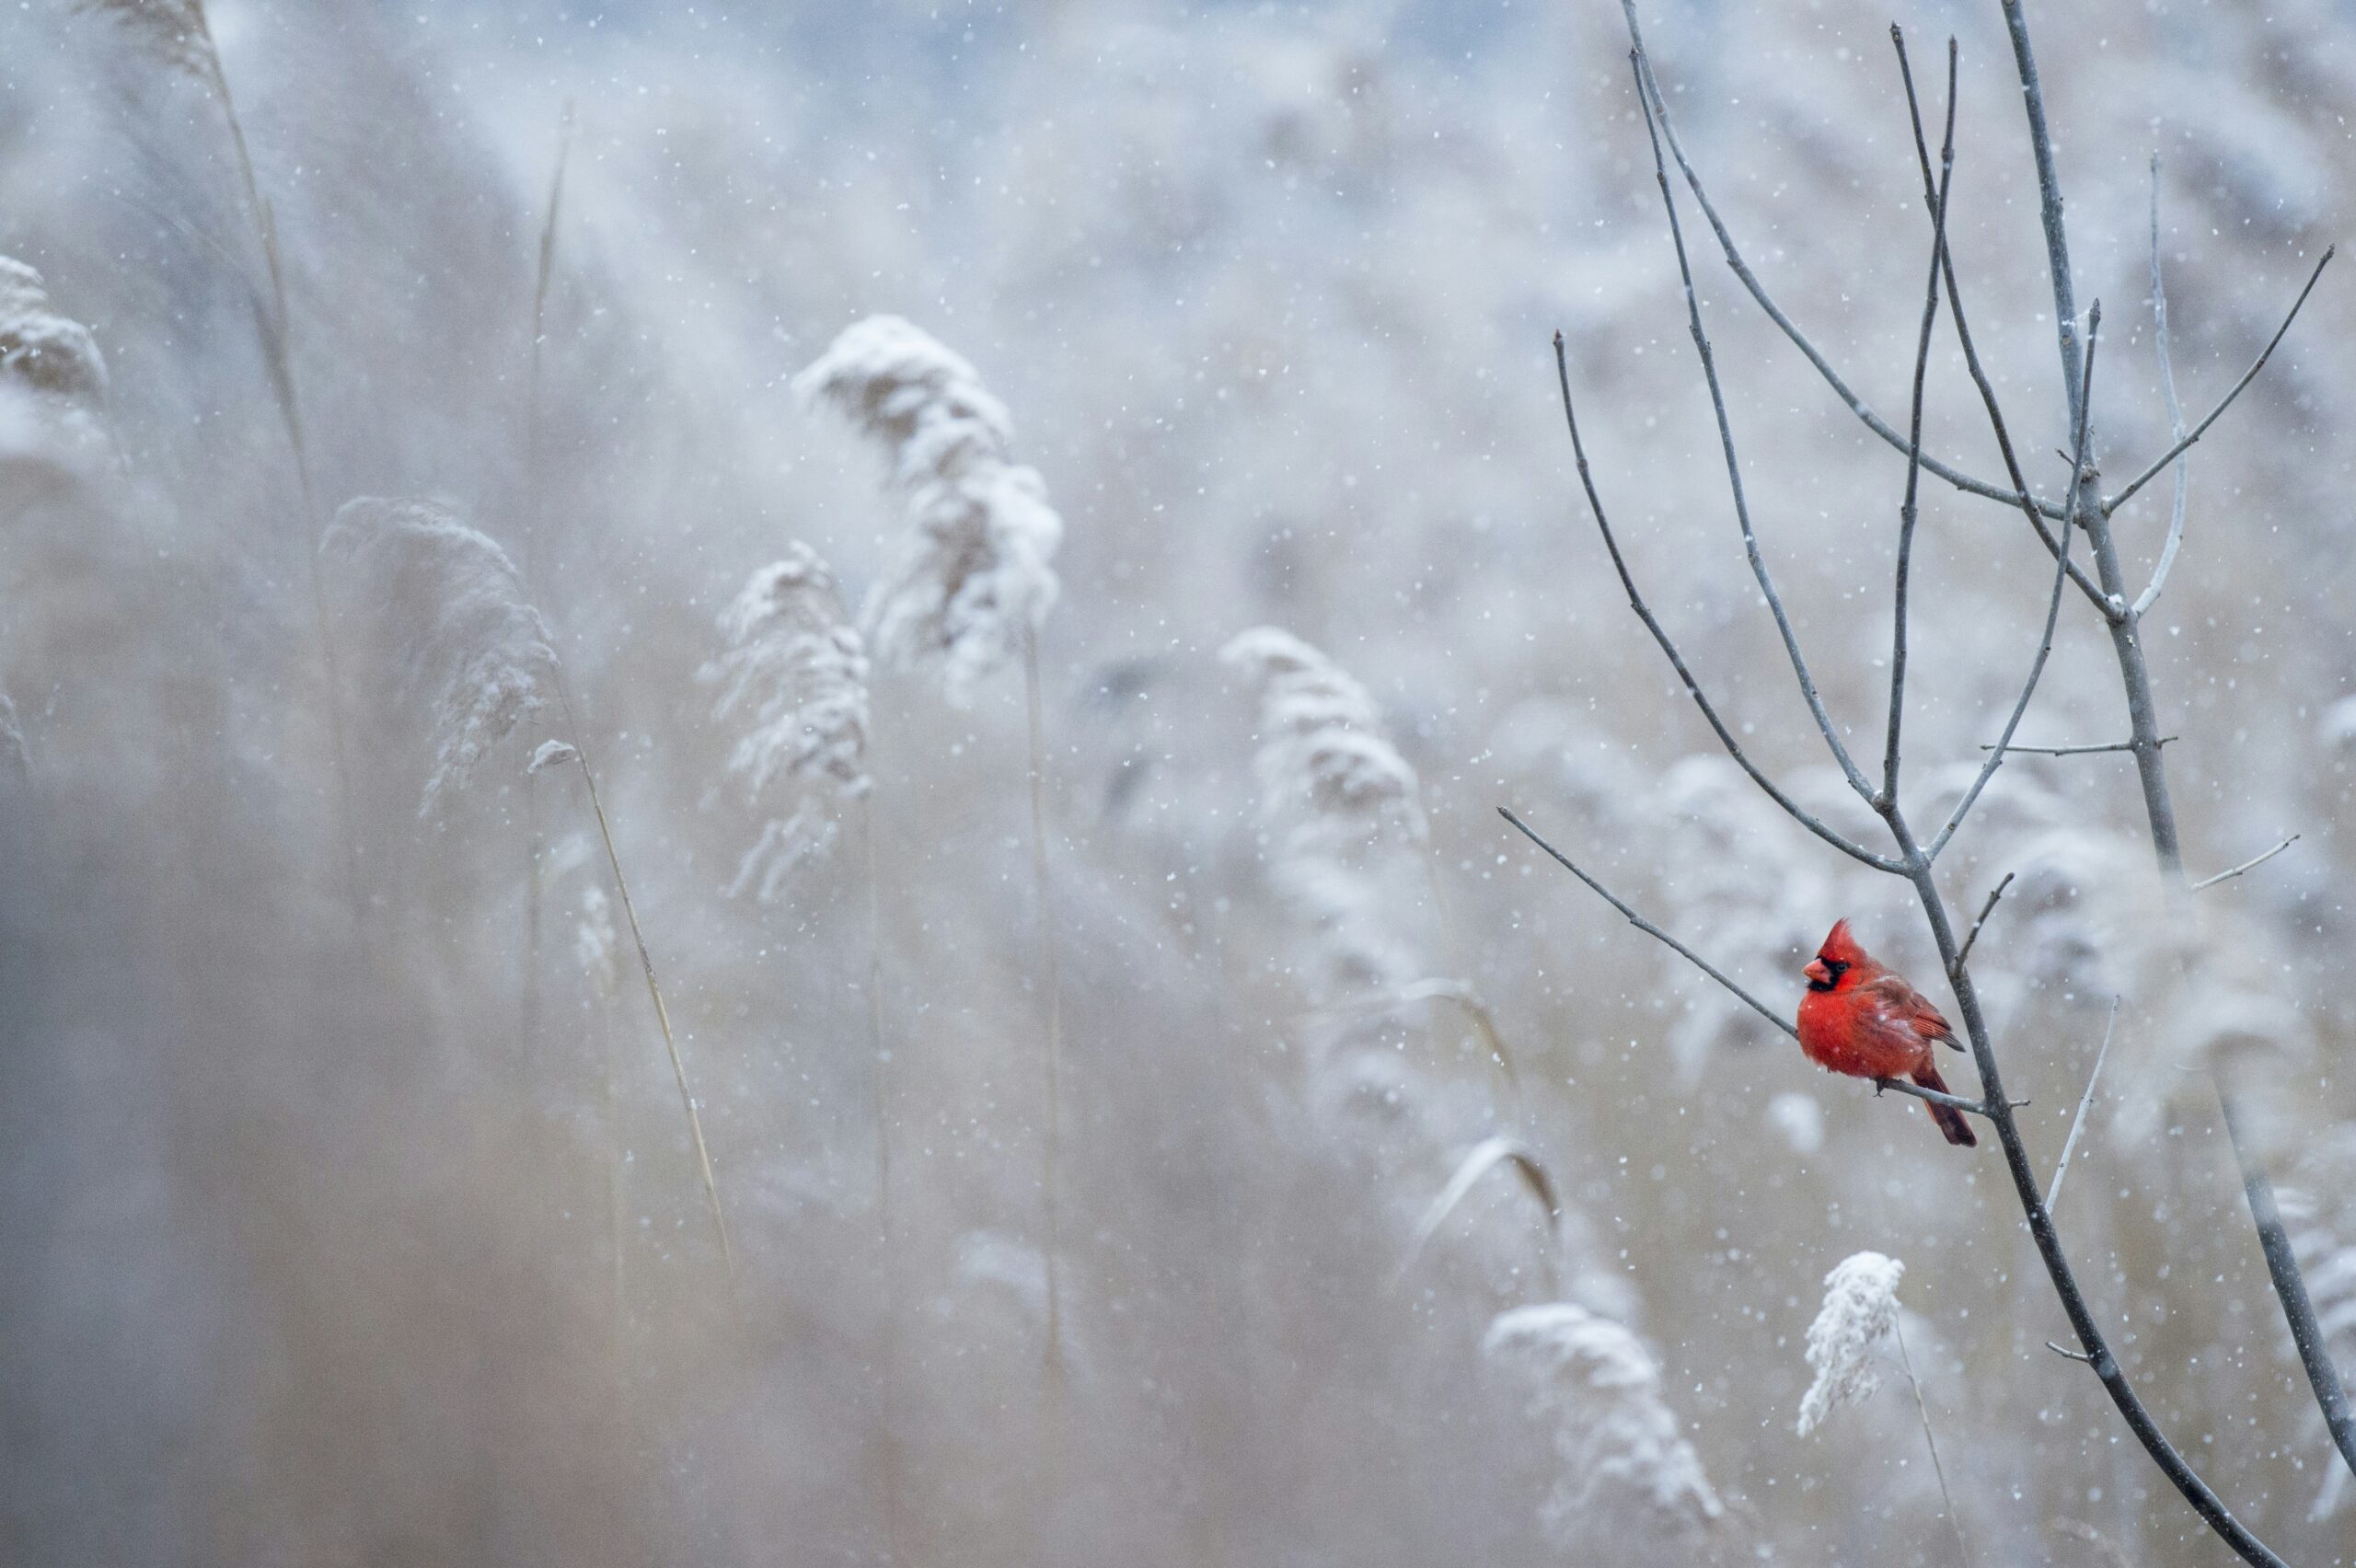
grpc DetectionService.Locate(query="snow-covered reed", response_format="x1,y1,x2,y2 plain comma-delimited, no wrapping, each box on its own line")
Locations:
1222,626,1429,1000
1797,1251,1904,1435
794,316,1061,704
0,258,105,406
699,542,872,902
321,497,559,813
0,256,108,476
1483,1302,1723,1550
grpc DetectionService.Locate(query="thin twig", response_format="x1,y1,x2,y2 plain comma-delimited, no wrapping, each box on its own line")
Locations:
1979,737,2172,756
553,679,736,1284
1894,1315,1973,1568
1551,336,1895,872
1627,51,1877,808
2190,834,2299,891
1873,1076,2007,1118
2045,1341,2097,1366
1954,871,2014,970
1498,807,1796,1041
2045,997,2119,1216
1615,1,2066,521
2132,156,2189,618
1881,37,1958,813
2102,247,2335,516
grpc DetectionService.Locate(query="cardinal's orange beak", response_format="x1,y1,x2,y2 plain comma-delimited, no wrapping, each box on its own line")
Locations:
1803,957,1831,985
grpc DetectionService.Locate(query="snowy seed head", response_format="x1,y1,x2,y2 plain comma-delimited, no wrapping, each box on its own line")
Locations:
527,738,579,775
1797,1251,1904,1435
1483,1303,1724,1546
0,259,106,406
698,543,872,902
1223,627,1430,997
322,497,558,813
795,316,1060,702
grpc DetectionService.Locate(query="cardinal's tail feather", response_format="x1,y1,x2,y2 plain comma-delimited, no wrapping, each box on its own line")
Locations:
1913,1063,1979,1148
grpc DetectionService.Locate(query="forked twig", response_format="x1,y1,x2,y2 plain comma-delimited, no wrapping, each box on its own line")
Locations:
1615,0,2065,522
1551,336,1895,872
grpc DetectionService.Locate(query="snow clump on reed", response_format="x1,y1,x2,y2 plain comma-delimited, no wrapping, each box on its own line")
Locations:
1222,626,1429,999
321,497,559,813
794,316,1060,704
1797,1251,1905,1436
699,541,872,902
1483,1302,1723,1548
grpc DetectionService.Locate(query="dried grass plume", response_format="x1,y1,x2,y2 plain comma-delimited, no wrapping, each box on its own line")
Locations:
698,542,872,901
1483,1302,1724,1548
795,316,1061,703
322,497,559,813
1797,1251,1904,1435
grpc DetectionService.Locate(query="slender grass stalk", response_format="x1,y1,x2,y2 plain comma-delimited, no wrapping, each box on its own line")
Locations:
1893,1316,1971,1568
860,793,907,1561
552,682,736,1284
1023,626,1066,1375
519,103,572,1055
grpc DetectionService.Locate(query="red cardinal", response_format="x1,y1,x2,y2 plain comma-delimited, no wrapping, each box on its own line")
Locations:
1796,919,1977,1147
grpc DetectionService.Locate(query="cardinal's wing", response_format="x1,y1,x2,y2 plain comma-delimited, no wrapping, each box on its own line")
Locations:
1864,972,1964,1052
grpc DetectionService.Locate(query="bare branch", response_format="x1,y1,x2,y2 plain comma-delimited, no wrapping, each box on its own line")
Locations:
1552,336,1897,872
1626,52,1877,807
2132,156,2190,618
1889,28,2109,613
2103,247,2335,517
2045,1340,2098,1366
1498,806,1798,1041
1615,2,2066,521
1992,9,2288,1557
1980,736,2173,756
1923,308,2096,863
1880,36,1958,813
1871,1075,2004,1119
2190,834,2299,891
1954,870,2014,970
2045,997,2119,1216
